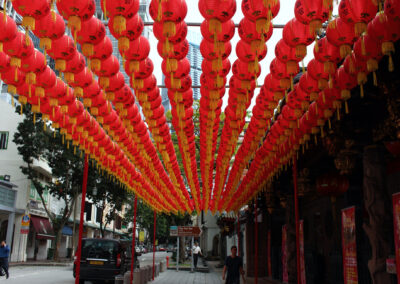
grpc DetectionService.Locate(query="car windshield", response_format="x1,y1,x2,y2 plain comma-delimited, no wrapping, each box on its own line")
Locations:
81,240,119,260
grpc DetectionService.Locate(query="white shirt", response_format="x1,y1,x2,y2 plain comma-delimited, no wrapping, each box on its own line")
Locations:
193,246,202,255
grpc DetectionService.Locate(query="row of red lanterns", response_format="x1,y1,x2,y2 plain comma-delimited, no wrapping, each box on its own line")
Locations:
220,0,332,211
4,1,180,213
228,1,399,211
0,16,170,212
103,0,193,212
211,0,279,213
148,0,199,212
197,0,236,212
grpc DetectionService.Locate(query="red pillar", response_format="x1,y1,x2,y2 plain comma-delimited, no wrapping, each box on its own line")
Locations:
237,214,240,256
153,210,156,280
293,157,301,284
130,196,137,284
254,199,258,284
75,154,89,284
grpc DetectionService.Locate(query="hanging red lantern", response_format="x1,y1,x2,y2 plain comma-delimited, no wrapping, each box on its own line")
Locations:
3,32,34,66
385,0,400,22
20,49,46,75
33,11,65,50
91,37,113,60
11,0,51,30
91,55,120,77
232,59,261,81
57,0,96,31
100,72,126,92
157,39,189,60
121,36,150,61
109,13,143,41
339,0,378,35
201,19,235,43
0,15,17,43
263,73,290,93
238,17,273,43
294,0,332,33
242,0,280,22
0,53,11,73
200,40,232,61
236,40,267,63
1,66,25,92
326,17,358,58
198,0,236,22
101,0,139,19
307,58,335,90
282,18,314,59
202,58,231,78
153,21,187,44
131,74,157,92
36,66,56,89
76,16,106,57
124,58,154,80
314,37,341,65
150,0,188,22
270,58,299,89
69,67,93,89
63,51,86,75
47,35,76,68
162,57,191,78
165,75,192,92
316,173,349,196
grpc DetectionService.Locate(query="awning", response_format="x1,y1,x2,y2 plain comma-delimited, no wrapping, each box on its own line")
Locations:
30,216,55,240
62,226,73,236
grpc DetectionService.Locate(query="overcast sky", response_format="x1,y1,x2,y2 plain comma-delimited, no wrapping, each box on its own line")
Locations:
147,0,340,112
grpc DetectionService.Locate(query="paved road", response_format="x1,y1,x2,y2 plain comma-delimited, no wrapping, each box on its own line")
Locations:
2,252,171,284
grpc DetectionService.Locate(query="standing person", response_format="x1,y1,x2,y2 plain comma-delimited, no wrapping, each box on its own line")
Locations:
192,242,202,269
223,246,245,284
0,240,10,279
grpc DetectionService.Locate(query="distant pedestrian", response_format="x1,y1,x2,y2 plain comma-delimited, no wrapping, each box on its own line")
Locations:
192,242,202,269
0,240,10,279
223,246,245,284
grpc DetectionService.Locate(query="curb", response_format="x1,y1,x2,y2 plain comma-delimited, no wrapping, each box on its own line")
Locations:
10,262,73,267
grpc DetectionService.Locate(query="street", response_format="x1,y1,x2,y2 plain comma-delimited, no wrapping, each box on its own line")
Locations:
3,252,171,284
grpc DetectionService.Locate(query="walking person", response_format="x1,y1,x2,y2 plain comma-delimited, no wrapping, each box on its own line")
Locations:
0,240,10,279
223,246,245,284
192,242,202,269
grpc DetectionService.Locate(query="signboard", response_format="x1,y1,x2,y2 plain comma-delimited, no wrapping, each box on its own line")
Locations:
139,231,145,242
267,230,272,277
300,220,306,284
341,206,359,284
170,226,201,237
282,225,288,283
393,192,400,283
170,226,178,237
20,214,30,234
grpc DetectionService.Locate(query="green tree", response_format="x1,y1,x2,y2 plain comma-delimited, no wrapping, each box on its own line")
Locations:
13,105,125,259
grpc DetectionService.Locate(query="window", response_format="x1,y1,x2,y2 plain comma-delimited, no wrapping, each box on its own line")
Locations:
30,182,49,204
0,132,9,149
85,202,92,221
96,207,102,223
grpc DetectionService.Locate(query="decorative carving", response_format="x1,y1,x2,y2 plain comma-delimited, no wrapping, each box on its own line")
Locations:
334,140,357,175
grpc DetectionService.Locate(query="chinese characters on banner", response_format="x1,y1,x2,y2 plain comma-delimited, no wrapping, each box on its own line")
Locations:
300,220,306,284
267,230,272,277
341,206,359,284
392,193,400,284
282,225,288,283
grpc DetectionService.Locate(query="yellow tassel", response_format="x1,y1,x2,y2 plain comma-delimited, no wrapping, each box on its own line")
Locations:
82,43,94,57
20,103,23,115
340,45,351,58
0,42,2,53
157,0,162,22
290,76,294,91
328,119,331,129
10,57,21,68
345,101,349,114
113,15,126,34
25,27,30,46
389,54,394,72
33,112,36,124
337,108,340,121
44,122,47,131
314,37,319,53
296,45,307,59
209,18,222,36
320,126,324,137
118,37,129,52
55,59,66,71
74,146,76,155
67,141,69,149
373,71,377,86
361,36,366,56
163,21,176,37
360,84,364,98
22,16,35,31
355,22,367,37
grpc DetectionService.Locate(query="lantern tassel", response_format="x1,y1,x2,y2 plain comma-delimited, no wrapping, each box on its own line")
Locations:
373,71,377,86
389,54,394,72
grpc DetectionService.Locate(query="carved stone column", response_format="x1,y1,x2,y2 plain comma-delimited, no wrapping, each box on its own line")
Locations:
363,145,392,283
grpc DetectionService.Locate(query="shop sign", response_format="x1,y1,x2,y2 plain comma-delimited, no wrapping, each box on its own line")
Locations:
341,206,358,284
20,214,30,234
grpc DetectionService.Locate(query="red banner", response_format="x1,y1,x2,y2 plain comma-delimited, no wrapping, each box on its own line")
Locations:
282,225,288,283
267,230,272,276
392,192,400,284
300,220,306,284
341,206,358,284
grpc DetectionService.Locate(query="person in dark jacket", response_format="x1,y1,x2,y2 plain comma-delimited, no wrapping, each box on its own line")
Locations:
222,246,245,284
0,240,10,279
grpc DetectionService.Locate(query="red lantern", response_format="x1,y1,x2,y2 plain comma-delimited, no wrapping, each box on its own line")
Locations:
76,17,106,56
153,21,187,44
20,49,46,74
316,173,349,196
275,39,304,64
339,0,378,35
157,39,189,60
69,67,93,88
200,40,232,61
47,35,76,61
282,18,314,59
201,59,231,78
198,0,236,22
232,59,261,81
109,13,143,41
326,18,358,58
385,0,400,22
57,0,96,31
307,58,335,90
33,12,65,50
150,0,188,22
201,19,235,43
3,32,34,64
91,55,120,77
101,0,139,19
314,37,341,64
238,17,273,43
11,0,51,30
236,40,267,62
0,15,17,43
294,0,332,33
162,58,190,78
100,73,126,92
121,36,150,61
242,0,280,22
0,53,11,73
63,51,86,74
124,58,154,80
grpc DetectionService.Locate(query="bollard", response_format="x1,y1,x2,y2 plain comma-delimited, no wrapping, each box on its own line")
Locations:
139,267,146,284
115,274,124,284
155,263,160,277
160,260,166,272
166,256,169,267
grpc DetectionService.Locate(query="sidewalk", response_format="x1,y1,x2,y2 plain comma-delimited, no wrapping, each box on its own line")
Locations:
10,259,73,267
153,261,283,284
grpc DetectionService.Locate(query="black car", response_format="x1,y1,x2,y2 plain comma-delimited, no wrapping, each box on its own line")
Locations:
73,238,140,284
